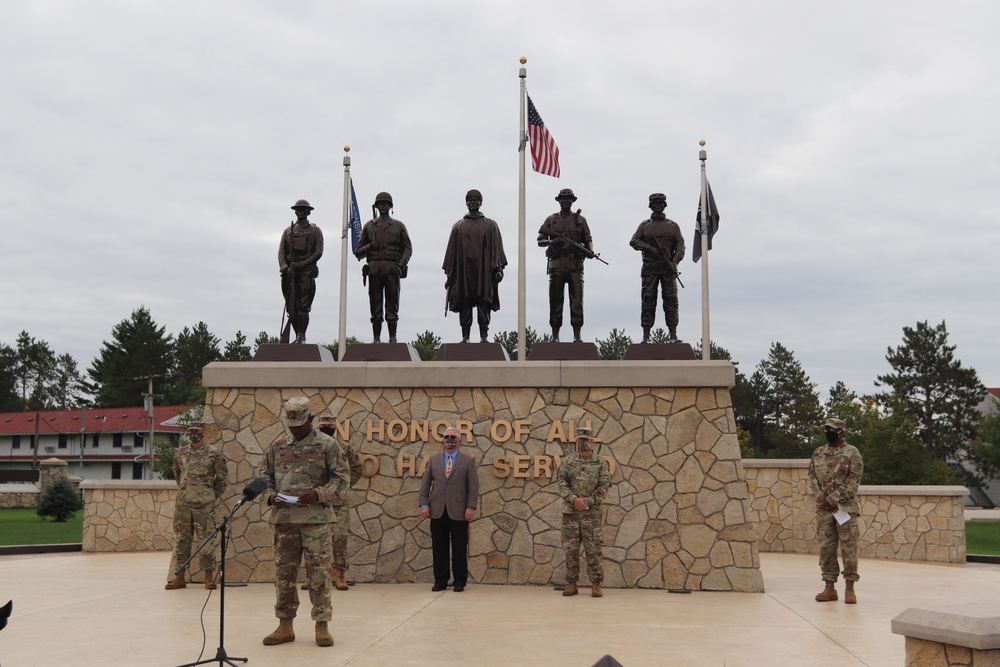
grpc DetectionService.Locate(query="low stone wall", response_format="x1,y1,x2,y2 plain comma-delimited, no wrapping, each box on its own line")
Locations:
892,603,1000,666
745,460,968,563
0,484,39,509
81,480,176,552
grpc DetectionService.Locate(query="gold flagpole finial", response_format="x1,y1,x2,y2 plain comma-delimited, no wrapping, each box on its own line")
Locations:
699,139,706,147
520,56,527,64
344,145,351,153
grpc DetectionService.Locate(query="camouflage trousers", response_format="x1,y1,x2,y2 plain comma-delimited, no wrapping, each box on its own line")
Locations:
172,504,216,573
816,511,860,583
274,523,332,621
562,514,603,583
330,503,349,572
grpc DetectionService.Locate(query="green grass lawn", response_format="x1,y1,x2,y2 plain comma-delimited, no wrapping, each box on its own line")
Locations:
966,520,1000,556
0,508,84,546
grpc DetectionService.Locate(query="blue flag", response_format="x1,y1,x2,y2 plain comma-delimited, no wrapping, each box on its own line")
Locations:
349,178,362,253
693,180,719,263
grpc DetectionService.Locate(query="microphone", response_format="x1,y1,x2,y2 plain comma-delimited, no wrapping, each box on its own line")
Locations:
240,476,269,503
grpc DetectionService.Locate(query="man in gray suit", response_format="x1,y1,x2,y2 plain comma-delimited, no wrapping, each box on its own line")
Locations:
419,427,480,592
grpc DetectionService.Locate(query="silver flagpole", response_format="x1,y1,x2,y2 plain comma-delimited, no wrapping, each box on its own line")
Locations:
699,140,711,361
517,57,528,362
338,146,351,362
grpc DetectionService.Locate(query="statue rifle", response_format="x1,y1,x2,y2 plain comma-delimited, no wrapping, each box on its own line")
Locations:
548,210,609,265
650,236,685,289
279,223,295,343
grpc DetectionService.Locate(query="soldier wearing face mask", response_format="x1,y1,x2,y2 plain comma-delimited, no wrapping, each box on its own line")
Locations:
808,417,864,604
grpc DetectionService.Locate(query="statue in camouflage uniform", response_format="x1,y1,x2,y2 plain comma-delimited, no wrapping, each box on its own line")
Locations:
262,398,350,648
809,417,864,604
558,426,611,598
300,414,363,592
629,193,685,343
165,420,228,590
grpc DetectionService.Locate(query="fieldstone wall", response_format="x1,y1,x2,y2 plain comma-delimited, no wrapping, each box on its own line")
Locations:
0,485,39,509
81,480,177,552
199,359,765,591
745,460,968,563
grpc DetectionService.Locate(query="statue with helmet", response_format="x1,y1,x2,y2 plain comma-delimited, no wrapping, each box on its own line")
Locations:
279,199,324,344
629,193,686,343
354,192,413,343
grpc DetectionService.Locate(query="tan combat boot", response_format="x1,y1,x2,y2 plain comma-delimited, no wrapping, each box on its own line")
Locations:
262,619,295,645
315,621,334,647
844,581,857,604
591,583,603,598
204,571,216,590
164,570,186,590
332,568,349,591
562,582,578,597
815,581,838,602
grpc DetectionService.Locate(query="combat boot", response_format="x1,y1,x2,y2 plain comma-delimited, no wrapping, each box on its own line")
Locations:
204,571,216,590
164,570,186,590
387,322,397,344
461,326,471,343
667,327,679,343
551,327,560,343
372,322,382,344
573,326,582,342
844,581,857,604
332,568,349,591
591,583,603,598
315,621,334,647
479,325,490,343
262,619,295,645
562,582,578,597
815,581,838,602
642,327,651,344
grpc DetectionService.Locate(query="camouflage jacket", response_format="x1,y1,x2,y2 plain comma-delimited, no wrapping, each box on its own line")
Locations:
558,456,611,517
342,441,363,488
173,444,228,509
808,441,863,514
264,428,349,523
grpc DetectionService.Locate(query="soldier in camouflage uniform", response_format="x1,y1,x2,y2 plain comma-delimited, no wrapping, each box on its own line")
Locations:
558,426,612,598
301,414,363,592
809,417,864,604
262,397,350,648
165,420,228,590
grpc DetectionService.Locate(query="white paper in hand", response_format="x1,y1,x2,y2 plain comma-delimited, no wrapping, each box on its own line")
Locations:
833,506,851,525
276,493,299,505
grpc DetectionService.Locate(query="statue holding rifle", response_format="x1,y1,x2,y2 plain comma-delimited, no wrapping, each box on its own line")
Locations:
629,193,685,343
279,199,324,344
537,188,605,343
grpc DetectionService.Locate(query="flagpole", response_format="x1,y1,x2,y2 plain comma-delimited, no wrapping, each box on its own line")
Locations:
517,57,527,362
338,146,351,362
699,140,711,361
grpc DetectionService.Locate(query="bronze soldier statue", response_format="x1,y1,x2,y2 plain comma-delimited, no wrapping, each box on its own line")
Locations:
354,192,412,343
443,190,507,343
279,199,323,344
537,188,593,342
629,193,685,343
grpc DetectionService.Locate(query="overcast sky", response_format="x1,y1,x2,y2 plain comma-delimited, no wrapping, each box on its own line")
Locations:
2,1,997,400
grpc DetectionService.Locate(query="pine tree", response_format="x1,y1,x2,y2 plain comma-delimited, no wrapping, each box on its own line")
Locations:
596,328,633,360
876,320,986,474
222,331,253,361
757,342,822,455
493,327,545,360
168,322,221,404
87,306,173,408
36,477,84,522
411,330,442,361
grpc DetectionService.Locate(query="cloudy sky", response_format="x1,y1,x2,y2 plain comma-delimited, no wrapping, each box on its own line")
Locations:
2,1,997,400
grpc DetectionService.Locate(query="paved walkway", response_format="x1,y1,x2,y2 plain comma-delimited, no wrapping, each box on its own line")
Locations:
1,550,999,666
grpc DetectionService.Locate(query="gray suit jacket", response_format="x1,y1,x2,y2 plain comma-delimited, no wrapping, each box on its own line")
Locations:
419,450,480,521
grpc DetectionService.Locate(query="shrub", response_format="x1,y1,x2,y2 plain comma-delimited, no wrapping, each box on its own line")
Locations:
36,477,84,522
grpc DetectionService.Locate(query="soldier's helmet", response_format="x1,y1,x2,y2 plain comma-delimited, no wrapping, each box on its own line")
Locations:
283,397,312,427
575,425,597,451
291,199,314,210
648,193,667,205
316,414,337,429
186,421,206,433
823,417,846,431
374,192,393,207
466,189,483,202
555,188,578,202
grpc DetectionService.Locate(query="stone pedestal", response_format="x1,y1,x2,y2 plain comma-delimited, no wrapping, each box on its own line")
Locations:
200,359,764,592
435,342,510,361
252,343,334,362
342,343,420,362
624,343,695,360
892,603,1000,665
527,342,600,361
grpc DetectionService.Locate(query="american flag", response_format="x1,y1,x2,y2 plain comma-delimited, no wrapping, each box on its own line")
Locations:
527,95,560,178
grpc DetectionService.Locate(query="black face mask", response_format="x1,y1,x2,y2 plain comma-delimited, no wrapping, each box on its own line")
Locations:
319,427,335,437
825,430,841,444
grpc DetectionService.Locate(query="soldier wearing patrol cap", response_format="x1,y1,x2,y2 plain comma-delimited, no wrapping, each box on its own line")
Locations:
808,416,864,604
279,199,324,344
537,188,594,342
629,193,686,343
443,189,508,343
165,419,228,590
262,397,349,647
354,192,412,343
558,424,611,598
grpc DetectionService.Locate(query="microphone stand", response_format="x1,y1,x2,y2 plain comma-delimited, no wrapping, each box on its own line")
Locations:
174,496,252,667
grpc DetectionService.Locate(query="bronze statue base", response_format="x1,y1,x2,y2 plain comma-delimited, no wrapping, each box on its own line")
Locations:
341,343,420,362
435,342,511,361
252,343,335,362
623,343,695,361
527,342,600,361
